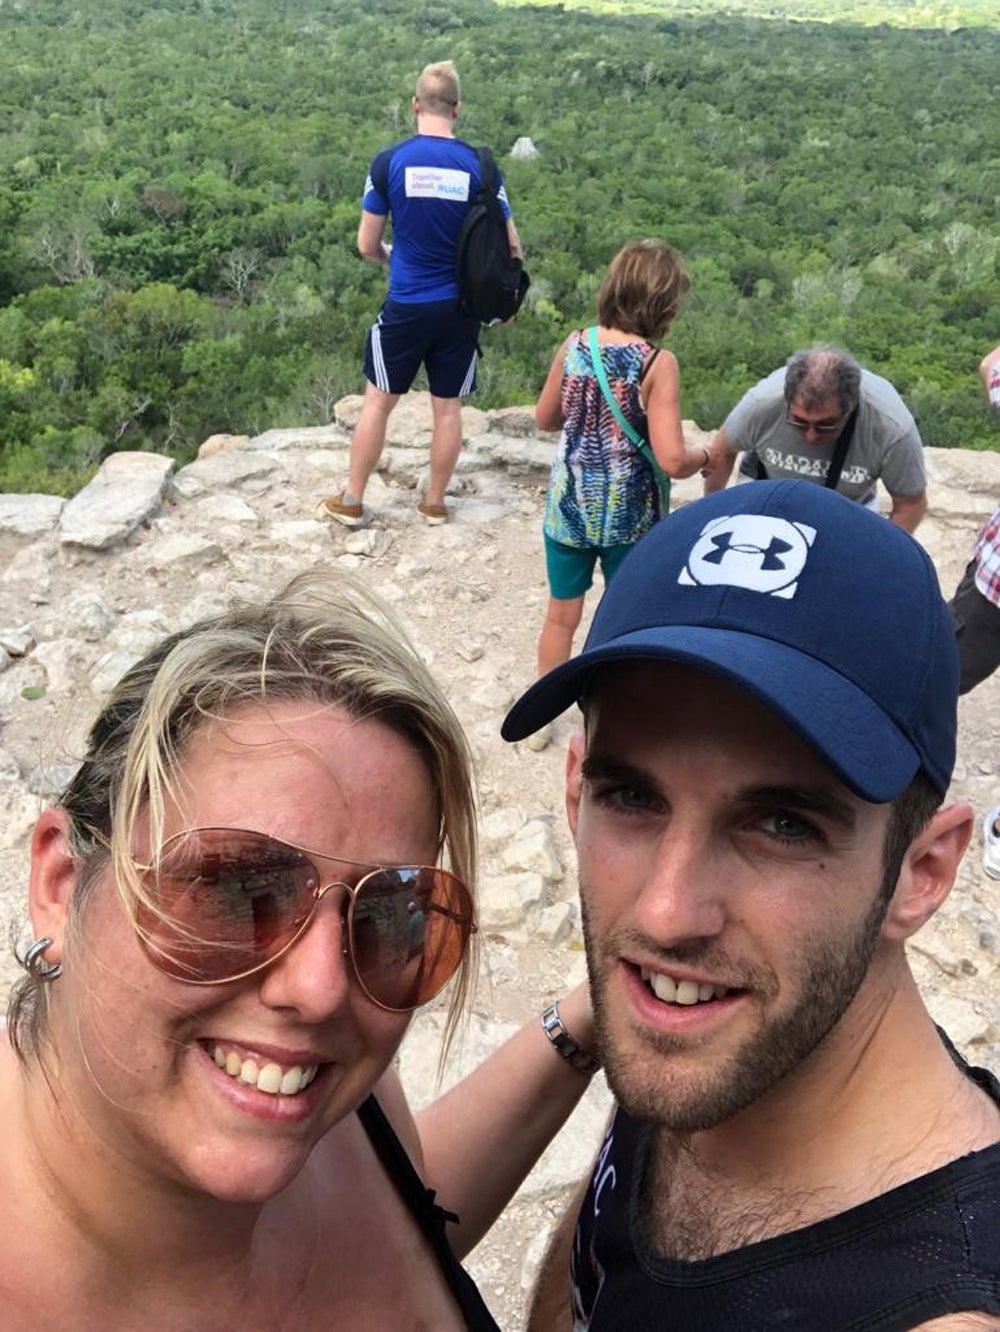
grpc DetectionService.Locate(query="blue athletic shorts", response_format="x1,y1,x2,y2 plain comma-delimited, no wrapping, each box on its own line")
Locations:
364,298,479,398
544,534,635,600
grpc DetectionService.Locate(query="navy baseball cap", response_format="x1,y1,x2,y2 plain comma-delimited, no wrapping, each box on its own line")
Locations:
502,481,958,802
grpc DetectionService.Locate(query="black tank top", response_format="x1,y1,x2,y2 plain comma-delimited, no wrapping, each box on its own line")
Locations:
357,1094,501,1332
571,1057,1000,1330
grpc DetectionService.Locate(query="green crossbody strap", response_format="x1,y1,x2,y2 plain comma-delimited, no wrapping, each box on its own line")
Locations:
586,327,671,512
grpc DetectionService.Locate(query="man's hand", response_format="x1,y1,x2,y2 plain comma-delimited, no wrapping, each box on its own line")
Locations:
702,427,736,494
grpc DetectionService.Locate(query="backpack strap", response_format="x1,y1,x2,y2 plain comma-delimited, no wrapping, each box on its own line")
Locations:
476,145,498,196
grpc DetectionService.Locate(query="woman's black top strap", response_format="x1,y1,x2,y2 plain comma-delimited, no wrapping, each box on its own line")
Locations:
357,1093,501,1332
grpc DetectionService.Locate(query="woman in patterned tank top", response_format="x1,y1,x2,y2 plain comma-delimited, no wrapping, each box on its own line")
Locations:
528,240,711,748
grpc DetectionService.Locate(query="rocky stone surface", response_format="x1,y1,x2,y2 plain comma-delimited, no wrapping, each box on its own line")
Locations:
0,392,998,1330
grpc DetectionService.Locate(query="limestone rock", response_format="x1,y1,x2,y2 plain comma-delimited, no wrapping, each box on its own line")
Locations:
1,543,55,588
480,808,526,845
60,590,117,643
59,453,174,550
501,818,563,881
478,872,546,930
137,533,224,572
110,610,173,655
536,900,577,943
197,433,252,458
0,494,64,537
31,638,97,692
246,424,346,453
333,391,489,445
23,764,79,799
190,493,260,524
90,649,143,697
171,451,279,499
0,777,39,848
0,627,36,657
510,136,539,161
925,993,992,1046
487,406,537,437
454,636,485,663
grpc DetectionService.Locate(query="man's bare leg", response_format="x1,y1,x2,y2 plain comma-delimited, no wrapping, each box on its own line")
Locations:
426,394,463,508
346,382,401,501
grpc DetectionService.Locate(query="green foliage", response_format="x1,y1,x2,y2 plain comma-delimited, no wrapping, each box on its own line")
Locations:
0,0,998,492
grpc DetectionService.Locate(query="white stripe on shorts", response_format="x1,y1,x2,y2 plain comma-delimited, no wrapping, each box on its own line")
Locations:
370,316,390,392
458,346,478,398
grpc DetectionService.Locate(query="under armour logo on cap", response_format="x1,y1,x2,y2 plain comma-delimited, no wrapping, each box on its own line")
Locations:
679,514,816,599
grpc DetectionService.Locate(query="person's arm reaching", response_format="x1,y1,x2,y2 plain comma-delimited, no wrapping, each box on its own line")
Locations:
357,210,391,266
412,982,598,1258
888,490,928,533
642,350,710,479
702,425,738,493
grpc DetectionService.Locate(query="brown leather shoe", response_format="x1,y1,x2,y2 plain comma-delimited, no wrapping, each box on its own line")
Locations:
417,500,447,526
314,492,364,528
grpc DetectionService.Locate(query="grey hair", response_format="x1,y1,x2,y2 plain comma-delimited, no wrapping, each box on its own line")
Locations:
8,570,478,1060
784,347,862,415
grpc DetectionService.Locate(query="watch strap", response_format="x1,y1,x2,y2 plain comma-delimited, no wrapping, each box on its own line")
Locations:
540,1001,600,1075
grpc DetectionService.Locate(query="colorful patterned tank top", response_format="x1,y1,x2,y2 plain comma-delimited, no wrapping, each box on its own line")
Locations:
543,329,660,549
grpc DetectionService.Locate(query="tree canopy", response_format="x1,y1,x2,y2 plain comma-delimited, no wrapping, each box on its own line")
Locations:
1,0,998,491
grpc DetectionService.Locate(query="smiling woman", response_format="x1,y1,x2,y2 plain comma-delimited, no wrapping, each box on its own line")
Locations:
0,571,597,1332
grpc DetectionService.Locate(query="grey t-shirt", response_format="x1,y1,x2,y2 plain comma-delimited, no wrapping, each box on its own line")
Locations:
727,367,925,502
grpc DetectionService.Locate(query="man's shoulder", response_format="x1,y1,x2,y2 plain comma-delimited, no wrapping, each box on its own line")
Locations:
369,136,417,168
725,367,785,437
740,367,786,412
858,368,919,436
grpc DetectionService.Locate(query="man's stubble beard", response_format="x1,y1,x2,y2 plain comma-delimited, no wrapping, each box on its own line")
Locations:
580,876,890,1132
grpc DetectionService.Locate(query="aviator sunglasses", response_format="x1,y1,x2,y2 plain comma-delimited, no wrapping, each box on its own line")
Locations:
134,827,476,1012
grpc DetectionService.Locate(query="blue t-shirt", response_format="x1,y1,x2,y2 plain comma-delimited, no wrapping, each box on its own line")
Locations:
362,135,512,304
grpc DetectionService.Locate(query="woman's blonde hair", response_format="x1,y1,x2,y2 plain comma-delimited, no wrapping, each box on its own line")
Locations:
596,238,690,342
9,571,478,1059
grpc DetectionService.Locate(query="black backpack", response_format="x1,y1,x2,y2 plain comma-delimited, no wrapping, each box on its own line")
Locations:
454,146,529,324
369,143,529,325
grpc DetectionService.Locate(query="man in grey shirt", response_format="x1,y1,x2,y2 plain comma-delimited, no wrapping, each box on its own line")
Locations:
703,347,927,532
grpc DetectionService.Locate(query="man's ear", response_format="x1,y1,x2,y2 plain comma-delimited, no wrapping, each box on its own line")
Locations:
881,802,973,942
566,731,585,837
27,808,81,963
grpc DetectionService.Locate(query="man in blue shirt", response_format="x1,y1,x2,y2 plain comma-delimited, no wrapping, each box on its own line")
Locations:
316,61,521,528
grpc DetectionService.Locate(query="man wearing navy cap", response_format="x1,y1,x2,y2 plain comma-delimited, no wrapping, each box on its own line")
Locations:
505,482,1000,1331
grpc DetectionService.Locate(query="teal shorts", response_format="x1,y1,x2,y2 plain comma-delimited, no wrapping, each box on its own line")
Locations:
544,534,634,600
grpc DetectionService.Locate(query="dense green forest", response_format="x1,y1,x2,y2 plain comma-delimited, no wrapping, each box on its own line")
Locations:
1,0,998,493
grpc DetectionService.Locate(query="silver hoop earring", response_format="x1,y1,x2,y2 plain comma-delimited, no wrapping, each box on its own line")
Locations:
24,937,62,981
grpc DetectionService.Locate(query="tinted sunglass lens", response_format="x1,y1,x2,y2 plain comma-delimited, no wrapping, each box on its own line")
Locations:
349,867,470,1010
140,830,317,982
